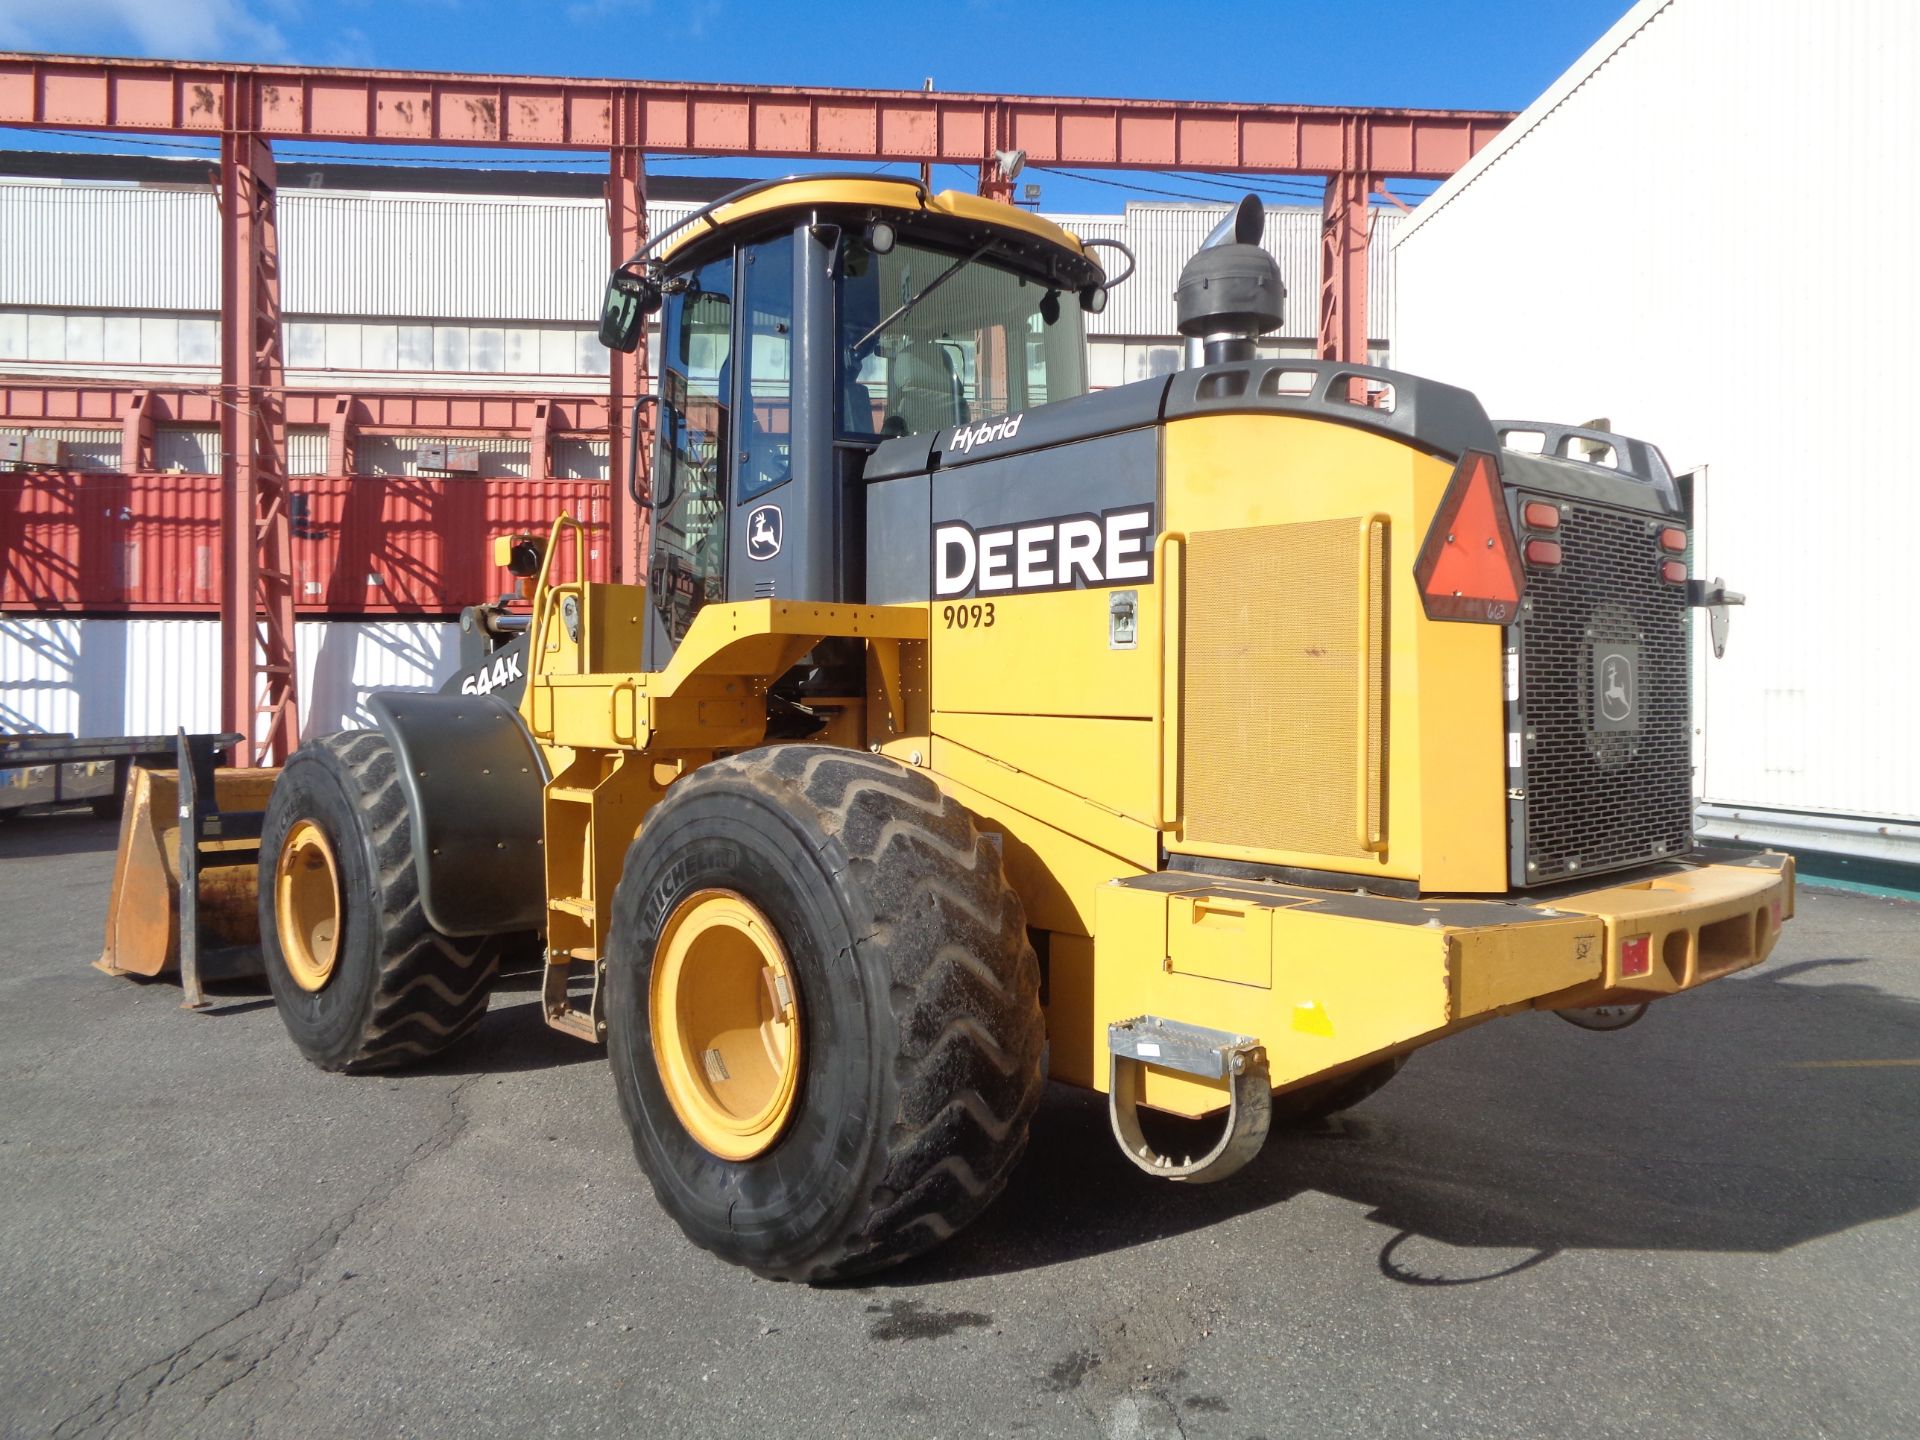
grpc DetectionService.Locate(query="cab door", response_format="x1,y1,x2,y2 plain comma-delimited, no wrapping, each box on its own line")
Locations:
643,252,734,671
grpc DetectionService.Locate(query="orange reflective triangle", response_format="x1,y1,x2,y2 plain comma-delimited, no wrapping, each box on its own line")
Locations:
1413,450,1526,624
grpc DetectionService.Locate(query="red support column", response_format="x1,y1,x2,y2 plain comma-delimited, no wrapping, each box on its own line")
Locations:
977,104,1014,202
1317,168,1374,370
219,86,298,767
119,389,154,473
528,398,555,483
325,393,357,478
606,99,649,585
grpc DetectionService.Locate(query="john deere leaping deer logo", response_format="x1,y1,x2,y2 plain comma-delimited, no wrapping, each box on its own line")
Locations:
1599,651,1634,723
747,504,782,561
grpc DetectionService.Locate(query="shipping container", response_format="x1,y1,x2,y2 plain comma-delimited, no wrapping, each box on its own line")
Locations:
1,472,609,614
286,476,611,612
0,472,223,610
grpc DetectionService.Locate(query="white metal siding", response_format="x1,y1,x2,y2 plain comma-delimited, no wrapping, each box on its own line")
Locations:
4,180,1392,346
1393,0,1920,827
1059,203,1398,344
280,191,605,322
0,181,218,311
0,184,699,323
1,617,459,736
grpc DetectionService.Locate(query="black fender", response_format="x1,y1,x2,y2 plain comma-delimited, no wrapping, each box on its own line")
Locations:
365,690,547,937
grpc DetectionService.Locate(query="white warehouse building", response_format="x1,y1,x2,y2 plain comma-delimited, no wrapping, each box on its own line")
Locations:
1392,0,1919,874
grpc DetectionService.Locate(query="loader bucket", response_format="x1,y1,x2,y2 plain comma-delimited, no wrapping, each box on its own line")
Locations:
96,764,280,978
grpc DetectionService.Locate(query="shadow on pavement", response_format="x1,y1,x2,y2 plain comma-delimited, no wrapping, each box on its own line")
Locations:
895,957,1920,1284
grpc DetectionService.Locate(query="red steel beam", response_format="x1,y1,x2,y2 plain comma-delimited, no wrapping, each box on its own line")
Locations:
0,53,1510,177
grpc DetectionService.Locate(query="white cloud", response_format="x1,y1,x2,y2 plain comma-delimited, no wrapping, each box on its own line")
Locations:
0,0,292,61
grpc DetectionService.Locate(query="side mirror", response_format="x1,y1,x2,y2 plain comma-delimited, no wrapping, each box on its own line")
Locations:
598,269,658,353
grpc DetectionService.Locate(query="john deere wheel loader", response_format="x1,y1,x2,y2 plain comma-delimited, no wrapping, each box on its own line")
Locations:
227,176,1791,1280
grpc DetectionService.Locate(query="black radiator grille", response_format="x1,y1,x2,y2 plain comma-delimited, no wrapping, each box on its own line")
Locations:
1511,496,1692,884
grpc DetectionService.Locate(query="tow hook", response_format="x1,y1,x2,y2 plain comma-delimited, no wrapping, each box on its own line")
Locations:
1688,577,1746,658
1107,1017,1271,1183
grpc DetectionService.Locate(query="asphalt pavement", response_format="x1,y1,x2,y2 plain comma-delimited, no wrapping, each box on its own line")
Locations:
2,809,1917,1440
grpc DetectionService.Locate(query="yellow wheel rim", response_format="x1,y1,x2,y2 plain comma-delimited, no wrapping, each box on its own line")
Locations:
650,889,804,1162
275,819,343,993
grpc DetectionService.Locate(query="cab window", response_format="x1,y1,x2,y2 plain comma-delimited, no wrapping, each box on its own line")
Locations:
837,235,1086,440
738,231,794,499
651,253,733,644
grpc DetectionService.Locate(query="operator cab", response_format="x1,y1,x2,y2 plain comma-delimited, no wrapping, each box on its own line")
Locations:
599,176,1111,676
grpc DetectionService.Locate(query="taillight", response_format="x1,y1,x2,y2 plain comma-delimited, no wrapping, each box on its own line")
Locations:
1661,560,1687,585
1620,934,1652,978
1659,527,1687,552
1524,539,1562,568
1523,501,1561,530
1413,450,1525,624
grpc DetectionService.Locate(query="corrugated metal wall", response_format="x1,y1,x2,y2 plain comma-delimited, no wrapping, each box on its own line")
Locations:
1059,203,1398,342
2,180,1392,344
0,616,459,735
0,426,217,472
0,182,218,311
1392,0,1919,829
0,182,699,323
281,192,606,321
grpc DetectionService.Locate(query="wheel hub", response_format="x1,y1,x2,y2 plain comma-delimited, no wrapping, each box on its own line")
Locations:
650,890,804,1161
275,819,342,993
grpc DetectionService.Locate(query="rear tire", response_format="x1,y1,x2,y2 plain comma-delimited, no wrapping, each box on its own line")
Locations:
605,745,1046,1282
259,730,499,1072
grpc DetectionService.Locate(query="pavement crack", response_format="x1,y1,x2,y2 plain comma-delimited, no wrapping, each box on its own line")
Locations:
48,1073,479,1438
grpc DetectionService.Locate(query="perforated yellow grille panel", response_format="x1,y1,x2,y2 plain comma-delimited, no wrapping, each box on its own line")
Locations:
1179,519,1386,858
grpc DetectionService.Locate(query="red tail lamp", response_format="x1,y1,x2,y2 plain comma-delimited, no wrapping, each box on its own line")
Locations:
1661,560,1687,585
1524,539,1563,568
1659,527,1687,553
1620,934,1652,978
1523,501,1561,530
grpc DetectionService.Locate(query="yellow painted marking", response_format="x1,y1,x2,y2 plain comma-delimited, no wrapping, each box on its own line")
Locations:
1788,1058,1920,1069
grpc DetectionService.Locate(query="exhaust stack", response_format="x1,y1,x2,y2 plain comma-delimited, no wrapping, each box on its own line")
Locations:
1178,194,1286,369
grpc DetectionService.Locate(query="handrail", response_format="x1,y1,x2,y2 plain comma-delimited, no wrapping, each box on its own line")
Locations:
1155,529,1187,832
1355,514,1390,855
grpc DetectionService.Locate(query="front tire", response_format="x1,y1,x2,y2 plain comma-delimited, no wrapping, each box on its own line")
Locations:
259,730,499,1072
605,745,1046,1282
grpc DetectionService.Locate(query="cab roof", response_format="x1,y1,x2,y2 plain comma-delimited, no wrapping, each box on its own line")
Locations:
646,174,1105,291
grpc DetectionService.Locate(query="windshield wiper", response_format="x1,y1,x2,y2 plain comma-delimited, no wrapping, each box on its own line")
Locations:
852,239,993,354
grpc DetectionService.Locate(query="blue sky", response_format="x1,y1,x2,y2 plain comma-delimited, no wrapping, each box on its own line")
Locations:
0,0,1632,211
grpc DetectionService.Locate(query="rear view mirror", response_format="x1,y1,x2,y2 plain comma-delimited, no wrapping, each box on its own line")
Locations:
598,269,659,353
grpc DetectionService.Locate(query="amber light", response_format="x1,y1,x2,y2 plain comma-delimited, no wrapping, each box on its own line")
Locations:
1524,539,1563,567
1523,501,1561,530
1661,560,1687,584
1621,935,1652,978
1659,527,1687,552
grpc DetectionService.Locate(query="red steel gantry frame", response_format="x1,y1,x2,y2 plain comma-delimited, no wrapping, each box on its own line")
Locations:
0,53,1511,764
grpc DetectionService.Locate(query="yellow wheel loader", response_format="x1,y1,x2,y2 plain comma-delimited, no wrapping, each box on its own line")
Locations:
130,176,1792,1280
